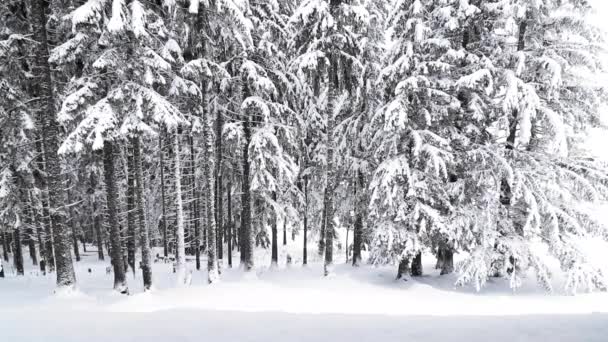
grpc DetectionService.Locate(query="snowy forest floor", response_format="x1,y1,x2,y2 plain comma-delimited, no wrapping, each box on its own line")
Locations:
1,245,608,341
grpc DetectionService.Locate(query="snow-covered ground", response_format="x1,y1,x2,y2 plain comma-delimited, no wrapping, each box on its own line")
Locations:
1,243,607,341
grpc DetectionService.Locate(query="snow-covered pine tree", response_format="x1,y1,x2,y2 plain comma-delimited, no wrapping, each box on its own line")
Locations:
0,4,36,277
30,0,78,288
54,0,187,291
181,0,255,280
369,0,470,279
290,0,371,275
243,1,300,268
450,0,608,293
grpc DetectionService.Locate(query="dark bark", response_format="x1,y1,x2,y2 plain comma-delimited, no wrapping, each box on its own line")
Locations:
271,191,278,266
71,227,80,262
411,252,423,277
396,258,409,280
227,182,232,268
2,231,10,262
303,176,308,266
173,129,187,283
132,137,153,290
35,140,54,272
435,247,444,269
32,199,46,270
323,52,338,276
159,132,168,258
13,229,24,276
126,150,136,275
93,199,104,261
440,248,454,275
190,135,201,271
318,204,326,256
103,141,128,294
352,172,364,267
25,199,38,266
282,220,287,246
66,189,80,262
240,84,254,271
216,108,224,266
203,84,219,282
31,0,75,287
501,20,528,206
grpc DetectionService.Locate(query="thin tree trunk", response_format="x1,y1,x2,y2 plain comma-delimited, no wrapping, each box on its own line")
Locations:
203,87,219,283
216,108,224,268
103,141,128,294
189,135,201,271
501,20,528,205
132,137,152,290
93,199,104,261
318,204,326,256
323,52,338,276
26,197,38,266
159,133,168,258
126,151,136,275
227,182,232,268
282,215,287,246
345,226,349,263
303,176,308,266
31,0,75,288
352,172,364,267
173,130,187,285
13,229,24,276
2,232,9,262
240,87,254,271
67,189,80,262
33,201,46,271
271,191,278,267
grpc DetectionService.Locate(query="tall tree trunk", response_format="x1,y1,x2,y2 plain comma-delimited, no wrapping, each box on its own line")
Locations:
345,226,349,263
501,20,528,205
126,151,136,275
66,189,80,262
35,140,54,273
352,171,364,266
282,216,287,246
203,86,219,283
31,0,75,288
93,199,104,261
103,141,128,294
190,135,201,271
240,89,254,271
216,108,224,267
2,232,9,262
25,198,38,266
32,199,46,270
323,52,338,276
71,227,80,262
227,182,233,268
173,130,187,285
13,229,24,276
132,137,152,290
159,133,169,258
303,176,308,266
271,191,278,267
